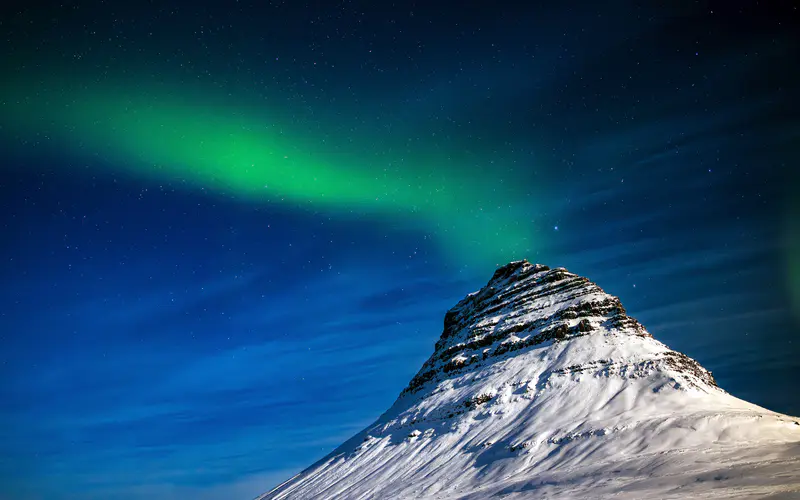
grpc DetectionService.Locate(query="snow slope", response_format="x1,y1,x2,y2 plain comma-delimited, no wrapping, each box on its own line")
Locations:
258,260,800,499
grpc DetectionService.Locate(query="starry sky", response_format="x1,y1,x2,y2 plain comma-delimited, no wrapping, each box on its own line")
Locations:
1,1,798,499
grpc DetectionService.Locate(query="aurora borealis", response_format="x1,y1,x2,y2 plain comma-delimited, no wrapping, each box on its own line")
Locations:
1,1,798,499
3,75,536,264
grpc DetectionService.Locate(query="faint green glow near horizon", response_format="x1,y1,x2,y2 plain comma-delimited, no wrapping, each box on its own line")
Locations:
1,77,538,265
788,196,800,326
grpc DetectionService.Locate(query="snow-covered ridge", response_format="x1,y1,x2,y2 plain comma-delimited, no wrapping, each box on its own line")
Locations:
258,260,800,500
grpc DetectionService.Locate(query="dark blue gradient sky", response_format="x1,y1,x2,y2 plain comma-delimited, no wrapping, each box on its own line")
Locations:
1,1,799,499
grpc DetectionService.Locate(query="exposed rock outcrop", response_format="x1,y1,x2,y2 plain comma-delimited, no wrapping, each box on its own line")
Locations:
404,260,709,397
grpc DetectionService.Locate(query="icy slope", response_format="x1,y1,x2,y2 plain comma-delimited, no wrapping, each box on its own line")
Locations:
258,260,800,500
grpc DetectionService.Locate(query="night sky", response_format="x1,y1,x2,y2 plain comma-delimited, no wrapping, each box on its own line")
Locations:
1,1,798,499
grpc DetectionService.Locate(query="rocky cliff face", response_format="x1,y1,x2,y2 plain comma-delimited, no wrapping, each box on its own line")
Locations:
403,260,716,397
259,261,800,500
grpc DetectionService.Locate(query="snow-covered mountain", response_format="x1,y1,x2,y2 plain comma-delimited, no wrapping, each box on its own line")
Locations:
258,260,800,499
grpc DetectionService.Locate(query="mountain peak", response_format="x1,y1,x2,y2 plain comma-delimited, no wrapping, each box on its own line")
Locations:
405,262,716,398
487,259,541,282
259,262,800,500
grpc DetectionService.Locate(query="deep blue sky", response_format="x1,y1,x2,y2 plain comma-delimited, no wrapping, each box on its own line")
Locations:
1,1,799,499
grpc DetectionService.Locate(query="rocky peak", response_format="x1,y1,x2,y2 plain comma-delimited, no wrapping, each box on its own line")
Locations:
403,260,715,396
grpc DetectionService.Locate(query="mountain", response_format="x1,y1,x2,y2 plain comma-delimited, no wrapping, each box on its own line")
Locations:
258,260,800,499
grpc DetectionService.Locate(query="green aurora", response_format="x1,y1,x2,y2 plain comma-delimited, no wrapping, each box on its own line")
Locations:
1,75,539,265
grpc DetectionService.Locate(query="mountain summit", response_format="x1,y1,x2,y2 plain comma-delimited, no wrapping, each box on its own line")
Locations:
259,261,800,499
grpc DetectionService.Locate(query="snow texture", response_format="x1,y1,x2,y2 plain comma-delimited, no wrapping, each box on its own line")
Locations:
257,260,800,499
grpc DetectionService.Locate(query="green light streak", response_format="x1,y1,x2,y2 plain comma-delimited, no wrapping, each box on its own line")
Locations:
1,76,538,264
